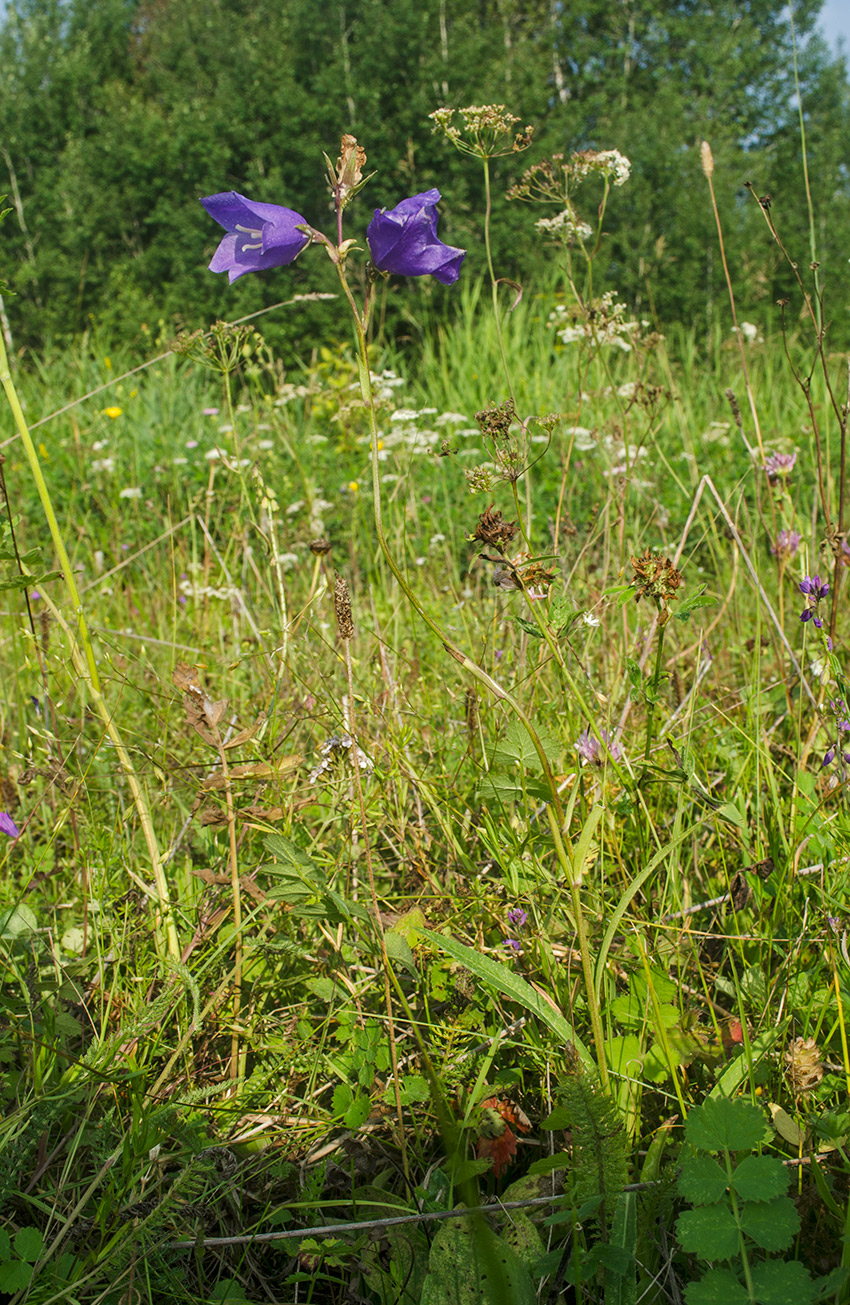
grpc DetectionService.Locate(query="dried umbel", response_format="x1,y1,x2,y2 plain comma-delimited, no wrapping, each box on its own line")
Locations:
309,537,332,556
475,398,517,443
471,507,518,550
630,549,683,623
784,1036,823,1094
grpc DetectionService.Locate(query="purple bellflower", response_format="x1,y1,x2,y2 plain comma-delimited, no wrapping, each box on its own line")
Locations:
367,189,465,285
200,192,311,283
0,812,19,838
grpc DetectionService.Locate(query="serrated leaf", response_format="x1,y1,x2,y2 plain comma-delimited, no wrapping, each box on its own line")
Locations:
677,1203,740,1259
686,1097,767,1152
343,1094,372,1129
739,1195,799,1251
685,1268,750,1305
13,1226,43,1262
677,1154,729,1204
730,1154,789,1202
492,719,560,773
0,1262,32,1291
750,1258,816,1305
332,1083,353,1115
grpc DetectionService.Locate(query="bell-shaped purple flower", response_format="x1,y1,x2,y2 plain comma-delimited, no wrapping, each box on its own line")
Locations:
200,191,311,283
367,189,465,286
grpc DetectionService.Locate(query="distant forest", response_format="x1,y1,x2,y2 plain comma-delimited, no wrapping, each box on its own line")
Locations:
0,0,848,357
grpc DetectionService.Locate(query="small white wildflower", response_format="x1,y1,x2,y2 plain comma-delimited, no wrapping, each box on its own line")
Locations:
185,439,199,449
582,611,601,627
218,424,234,433
275,552,300,570
286,500,305,515
119,486,142,499
391,408,420,422
206,447,224,460
435,411,469,426
172,456,188,465
91,458,115,473
92,439,109,452
258,440,274,450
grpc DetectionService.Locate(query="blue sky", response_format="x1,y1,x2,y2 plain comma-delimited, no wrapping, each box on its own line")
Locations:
818,0,850,50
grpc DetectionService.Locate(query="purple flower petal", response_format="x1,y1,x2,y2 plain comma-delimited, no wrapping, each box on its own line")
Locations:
0,812,19,838
201,191,311,283
367,190,465,286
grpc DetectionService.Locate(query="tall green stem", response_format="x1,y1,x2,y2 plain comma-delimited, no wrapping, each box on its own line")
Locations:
483,157,513,398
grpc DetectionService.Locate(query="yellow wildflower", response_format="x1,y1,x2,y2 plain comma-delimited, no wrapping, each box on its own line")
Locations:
104,406,123,419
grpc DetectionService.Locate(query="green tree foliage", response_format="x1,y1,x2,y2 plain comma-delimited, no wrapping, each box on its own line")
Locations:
0,0,848,353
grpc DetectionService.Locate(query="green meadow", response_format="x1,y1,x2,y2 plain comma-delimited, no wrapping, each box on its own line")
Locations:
1,100,849,1305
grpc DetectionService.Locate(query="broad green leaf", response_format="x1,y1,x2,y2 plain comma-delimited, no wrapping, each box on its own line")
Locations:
604,1034,643,1077
749,1258,816,1305
676,1203,740,1259
768,1103,806,1147
13,1227,43,1262
420,929,594,1070
492,719,560,773
739,1195,799,1251
420,1217,538,1305
384,929,417,975
343,1094,372,1129
688,1097,767,1151
685,1268,750,1305
0,904,38,939
730,1154,789,1202
332,1083,353,1114
0,1262,33,1291
677,1154,729,1205
716,802,746,828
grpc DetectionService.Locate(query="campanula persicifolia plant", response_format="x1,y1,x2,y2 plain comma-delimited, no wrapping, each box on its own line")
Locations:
200,132,613,1091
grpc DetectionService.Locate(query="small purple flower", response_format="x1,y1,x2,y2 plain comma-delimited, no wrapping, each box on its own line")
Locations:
823,748,836,768
771,529,802,559
201,191,311,283
29,591,40,603
575,727,623,766
367,190,465,286
799,574,829,600
764,450,797,481
507,907,528,930
203,407,220,416
0,812,19,839
503,938,522,952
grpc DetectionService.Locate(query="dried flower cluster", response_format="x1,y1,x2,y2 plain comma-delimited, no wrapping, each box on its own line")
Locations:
630,549,683,623
471,507,518,550
784,1036,823,1094
430,105,534,159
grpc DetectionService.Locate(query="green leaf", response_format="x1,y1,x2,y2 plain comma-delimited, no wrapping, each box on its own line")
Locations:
730,1154,789,1202
677,1154,729,1205
343,1094,372,1129
739,1195,799,1251
604,1034,643,1077
419,929,594,1070
0,1262,33,1291
710,1028,782,1098
749,1258,816,1305
384,929,418,975
492,719,560,773
514,616,544,638
13,1226,43,1262
677,1203,740,1260
716,802,746,828
332,1083,353,1114
0,904,38,939
686,1097,767,1152
384,1075,430,1106
0,1229,9,1259
420,1217,538,1305
606,1190,637,1305
685,1268,750,1305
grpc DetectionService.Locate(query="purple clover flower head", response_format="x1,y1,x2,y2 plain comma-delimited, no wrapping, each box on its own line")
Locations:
507,907,528,930
200,191,311,283
0,812,19,838
764,450,797,481
503,938,522,952
771,529,802,559
575,727,623,766
367,190,465,285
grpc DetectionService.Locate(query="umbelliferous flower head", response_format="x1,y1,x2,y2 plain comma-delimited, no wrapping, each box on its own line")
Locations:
367,190,465,285
201,191,311,282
